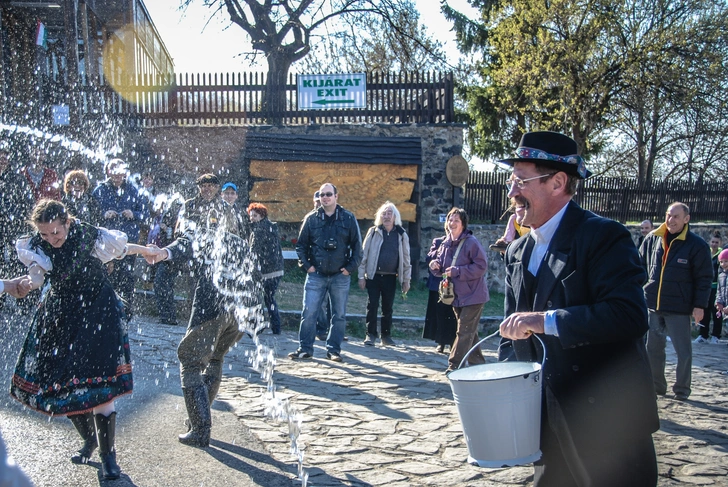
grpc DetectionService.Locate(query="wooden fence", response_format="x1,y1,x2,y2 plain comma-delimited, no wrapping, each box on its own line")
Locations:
464,171,728,223
76,71,454,126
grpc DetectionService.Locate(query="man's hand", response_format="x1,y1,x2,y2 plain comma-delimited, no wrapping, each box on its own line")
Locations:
121,209,134,220
429,260,440,271
104,210,118,220
3,278,28,299
143,245,167,265
716,303,724,318
358,278,366,290
341,268,350,276
499,312,546,340
692,307,704,323
307,266,316,273
402,281,410,294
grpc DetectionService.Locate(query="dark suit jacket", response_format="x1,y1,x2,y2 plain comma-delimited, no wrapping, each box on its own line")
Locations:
502,201,659,452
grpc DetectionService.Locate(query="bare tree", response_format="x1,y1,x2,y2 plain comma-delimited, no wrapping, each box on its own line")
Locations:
182,0,432,120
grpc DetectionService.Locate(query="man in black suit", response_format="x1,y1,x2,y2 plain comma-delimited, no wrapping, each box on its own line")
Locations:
498,132,659,487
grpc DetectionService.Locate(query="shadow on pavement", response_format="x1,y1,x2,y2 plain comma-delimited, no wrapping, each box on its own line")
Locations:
207,439,298,485
659,418,728,453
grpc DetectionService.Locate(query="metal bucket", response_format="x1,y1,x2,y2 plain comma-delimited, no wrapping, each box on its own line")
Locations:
447,333,543,467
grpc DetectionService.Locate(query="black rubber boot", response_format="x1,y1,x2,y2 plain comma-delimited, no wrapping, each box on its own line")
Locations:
184,372,220,432
69,413,97,464
94,412,121,480
204,363,223,404
179,385,211,447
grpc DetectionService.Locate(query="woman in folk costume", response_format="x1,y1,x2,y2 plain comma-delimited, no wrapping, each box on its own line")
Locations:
11,199,155,480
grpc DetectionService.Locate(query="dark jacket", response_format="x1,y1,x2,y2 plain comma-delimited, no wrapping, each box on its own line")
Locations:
251,217,284,280
62,193,99,226
430,229,489,307
426,236,447,291
639,223,713,314
296,205,362,276
503,202,659,468
91,179,148,243
0,168,34,246
166,196,257,321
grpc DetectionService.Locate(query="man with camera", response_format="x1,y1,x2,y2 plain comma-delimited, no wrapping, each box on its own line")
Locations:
291,183,362,362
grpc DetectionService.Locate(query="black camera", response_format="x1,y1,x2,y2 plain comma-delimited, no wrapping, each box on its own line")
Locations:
324,237,337,250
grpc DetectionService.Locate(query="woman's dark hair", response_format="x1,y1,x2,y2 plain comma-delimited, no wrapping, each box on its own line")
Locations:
28,199,72,227
247,202,268,219
712,230,722,239
445,207,469,231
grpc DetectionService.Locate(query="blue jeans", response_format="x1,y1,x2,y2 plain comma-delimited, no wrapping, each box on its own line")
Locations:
263,277,281,333
299,271,350,355
316,295,332,337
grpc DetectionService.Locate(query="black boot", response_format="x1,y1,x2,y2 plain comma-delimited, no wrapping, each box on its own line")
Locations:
94,412,121,480
69,413,97,464
179,385,211,447
204,369,223,405
184,371,222,432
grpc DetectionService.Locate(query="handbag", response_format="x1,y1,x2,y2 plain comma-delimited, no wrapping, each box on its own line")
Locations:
438,239,464,305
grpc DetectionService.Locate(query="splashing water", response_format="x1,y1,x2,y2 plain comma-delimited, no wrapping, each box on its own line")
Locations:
193,215,309,485
0,122,118,163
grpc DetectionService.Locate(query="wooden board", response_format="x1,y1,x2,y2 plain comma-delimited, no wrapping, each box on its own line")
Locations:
249,161,417,222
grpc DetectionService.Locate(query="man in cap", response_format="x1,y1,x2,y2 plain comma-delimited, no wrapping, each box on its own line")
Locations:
144,173,259,448
221,182,239,207
92,158,149,312
498,132,658,486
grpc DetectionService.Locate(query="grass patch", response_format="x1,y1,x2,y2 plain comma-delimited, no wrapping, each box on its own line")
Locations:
278,270,505,319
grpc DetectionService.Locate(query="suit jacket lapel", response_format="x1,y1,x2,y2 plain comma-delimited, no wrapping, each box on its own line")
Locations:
508,235,533,311
532,202,581,311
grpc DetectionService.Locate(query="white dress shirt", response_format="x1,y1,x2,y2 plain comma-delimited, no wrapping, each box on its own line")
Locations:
527,202,570,336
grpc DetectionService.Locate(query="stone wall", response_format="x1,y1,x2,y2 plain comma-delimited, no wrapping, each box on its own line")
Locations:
136,123,467,279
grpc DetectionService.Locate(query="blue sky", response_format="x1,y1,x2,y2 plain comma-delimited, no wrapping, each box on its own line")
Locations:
145,0,476,74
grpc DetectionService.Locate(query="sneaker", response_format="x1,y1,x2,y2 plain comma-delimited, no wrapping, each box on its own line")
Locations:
674,393,689,401
287,350,312,360
709,336,720,344
326,352,342,362
380,336,396,346
363,335,375,346
694,336,707,344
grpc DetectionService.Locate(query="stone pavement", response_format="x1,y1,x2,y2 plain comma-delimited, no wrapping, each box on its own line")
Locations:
3,310,726,486
215,328,728,487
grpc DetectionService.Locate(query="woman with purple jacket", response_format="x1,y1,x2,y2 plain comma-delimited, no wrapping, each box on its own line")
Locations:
429,208,489,373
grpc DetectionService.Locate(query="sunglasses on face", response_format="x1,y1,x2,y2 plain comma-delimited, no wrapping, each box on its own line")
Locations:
319,192,335,198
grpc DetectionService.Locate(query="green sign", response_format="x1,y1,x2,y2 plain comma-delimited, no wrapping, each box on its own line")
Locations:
297,73,366,110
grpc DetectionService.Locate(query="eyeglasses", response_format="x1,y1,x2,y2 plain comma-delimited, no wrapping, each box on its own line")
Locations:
68,180,86,187
506,173,556,190
319,192,335,198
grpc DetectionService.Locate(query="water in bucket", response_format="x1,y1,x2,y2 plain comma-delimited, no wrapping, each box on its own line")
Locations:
448,361,542,468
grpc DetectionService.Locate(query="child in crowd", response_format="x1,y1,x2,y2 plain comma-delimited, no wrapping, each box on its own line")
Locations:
489,203,528,253
714,248,728,325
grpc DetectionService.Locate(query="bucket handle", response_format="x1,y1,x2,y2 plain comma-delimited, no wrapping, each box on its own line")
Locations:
457,330,547,370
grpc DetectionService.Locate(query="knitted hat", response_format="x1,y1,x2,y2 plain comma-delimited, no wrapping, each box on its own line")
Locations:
719,249,728,261
196,174,220,185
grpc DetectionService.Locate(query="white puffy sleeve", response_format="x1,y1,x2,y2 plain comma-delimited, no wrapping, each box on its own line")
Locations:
92,227,130,263
16,236,53,272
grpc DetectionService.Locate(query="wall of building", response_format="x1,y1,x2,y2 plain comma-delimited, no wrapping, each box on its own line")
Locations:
139,123,467,279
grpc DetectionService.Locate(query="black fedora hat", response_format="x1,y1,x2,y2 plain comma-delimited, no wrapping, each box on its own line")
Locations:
499,131,591,179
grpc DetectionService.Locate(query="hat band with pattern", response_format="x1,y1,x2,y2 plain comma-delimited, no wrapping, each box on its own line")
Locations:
515,147,588,179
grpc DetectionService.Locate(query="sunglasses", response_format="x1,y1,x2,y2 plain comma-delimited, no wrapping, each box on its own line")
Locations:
319,192,335,198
